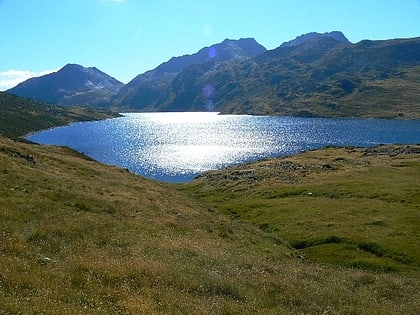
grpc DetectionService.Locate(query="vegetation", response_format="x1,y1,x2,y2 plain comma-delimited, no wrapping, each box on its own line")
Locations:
0,91,119,138
0,135,419,313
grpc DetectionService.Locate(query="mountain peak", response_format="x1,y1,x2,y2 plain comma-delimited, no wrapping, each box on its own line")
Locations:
60,64,105,77
221,37,258,45
8,64,123,106
280,31,350,47
62,63,84,70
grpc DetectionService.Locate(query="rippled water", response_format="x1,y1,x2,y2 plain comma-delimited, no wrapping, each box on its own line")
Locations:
27,112,420,182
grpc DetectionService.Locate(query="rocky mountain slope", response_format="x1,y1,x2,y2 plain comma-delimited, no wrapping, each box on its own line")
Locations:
110,38,267,111
7,64,123,107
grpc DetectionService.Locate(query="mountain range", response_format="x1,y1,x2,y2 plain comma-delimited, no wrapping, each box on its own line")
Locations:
6,31,420,118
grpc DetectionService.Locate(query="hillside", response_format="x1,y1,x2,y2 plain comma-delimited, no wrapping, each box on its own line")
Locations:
7,64,123,107
0,91,118,138
154,36,420,117
1,135,419,313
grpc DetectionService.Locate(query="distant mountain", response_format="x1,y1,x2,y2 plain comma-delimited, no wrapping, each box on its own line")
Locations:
7,64,123,107
110,38,267,110
280,31,350,47
118,33,418,118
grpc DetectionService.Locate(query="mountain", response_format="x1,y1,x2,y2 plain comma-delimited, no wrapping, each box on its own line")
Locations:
110,38,267,110
127,33,419,118
0,91,118,138
7,64,123,107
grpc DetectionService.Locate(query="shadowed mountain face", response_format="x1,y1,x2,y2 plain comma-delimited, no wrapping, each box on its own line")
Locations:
109,38,267,110
7,64,123,107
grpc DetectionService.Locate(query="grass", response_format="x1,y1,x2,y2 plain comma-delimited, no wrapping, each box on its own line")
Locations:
181,145,420,275
1,136,419,313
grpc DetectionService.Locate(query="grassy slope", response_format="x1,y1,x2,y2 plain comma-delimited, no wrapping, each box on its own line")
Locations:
0,92,118,138
182,146,420,275
0,136,418,313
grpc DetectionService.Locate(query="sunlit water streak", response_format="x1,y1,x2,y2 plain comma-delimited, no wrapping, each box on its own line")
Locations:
27,112,420,182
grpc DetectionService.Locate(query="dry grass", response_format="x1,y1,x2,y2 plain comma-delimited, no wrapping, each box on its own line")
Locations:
1,136,419,313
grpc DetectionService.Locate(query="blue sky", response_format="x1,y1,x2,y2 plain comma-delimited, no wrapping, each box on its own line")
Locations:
0,0,419,90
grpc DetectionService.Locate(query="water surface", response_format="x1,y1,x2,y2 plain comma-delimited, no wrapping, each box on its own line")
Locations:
27,112,420,182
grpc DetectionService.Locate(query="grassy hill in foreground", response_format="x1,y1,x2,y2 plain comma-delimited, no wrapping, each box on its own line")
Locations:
1,135,419,313
0,91,118,138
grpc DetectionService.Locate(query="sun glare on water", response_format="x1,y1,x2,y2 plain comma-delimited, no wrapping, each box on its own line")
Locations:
123,112,260,175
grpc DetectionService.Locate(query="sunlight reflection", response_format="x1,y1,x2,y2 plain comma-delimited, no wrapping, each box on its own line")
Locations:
150,144,248,173
125,112,225,124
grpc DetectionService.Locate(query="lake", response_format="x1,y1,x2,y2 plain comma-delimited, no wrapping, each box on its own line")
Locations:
27,112,420,182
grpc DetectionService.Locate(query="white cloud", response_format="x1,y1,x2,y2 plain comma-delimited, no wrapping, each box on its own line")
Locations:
0,68,58,91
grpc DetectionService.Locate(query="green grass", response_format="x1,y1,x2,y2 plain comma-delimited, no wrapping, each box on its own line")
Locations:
1,137,419,313
181,146,420,275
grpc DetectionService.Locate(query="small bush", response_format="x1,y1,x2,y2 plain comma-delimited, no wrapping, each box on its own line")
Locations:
348,260,397,273
292,236,343,249
358,242,385,257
